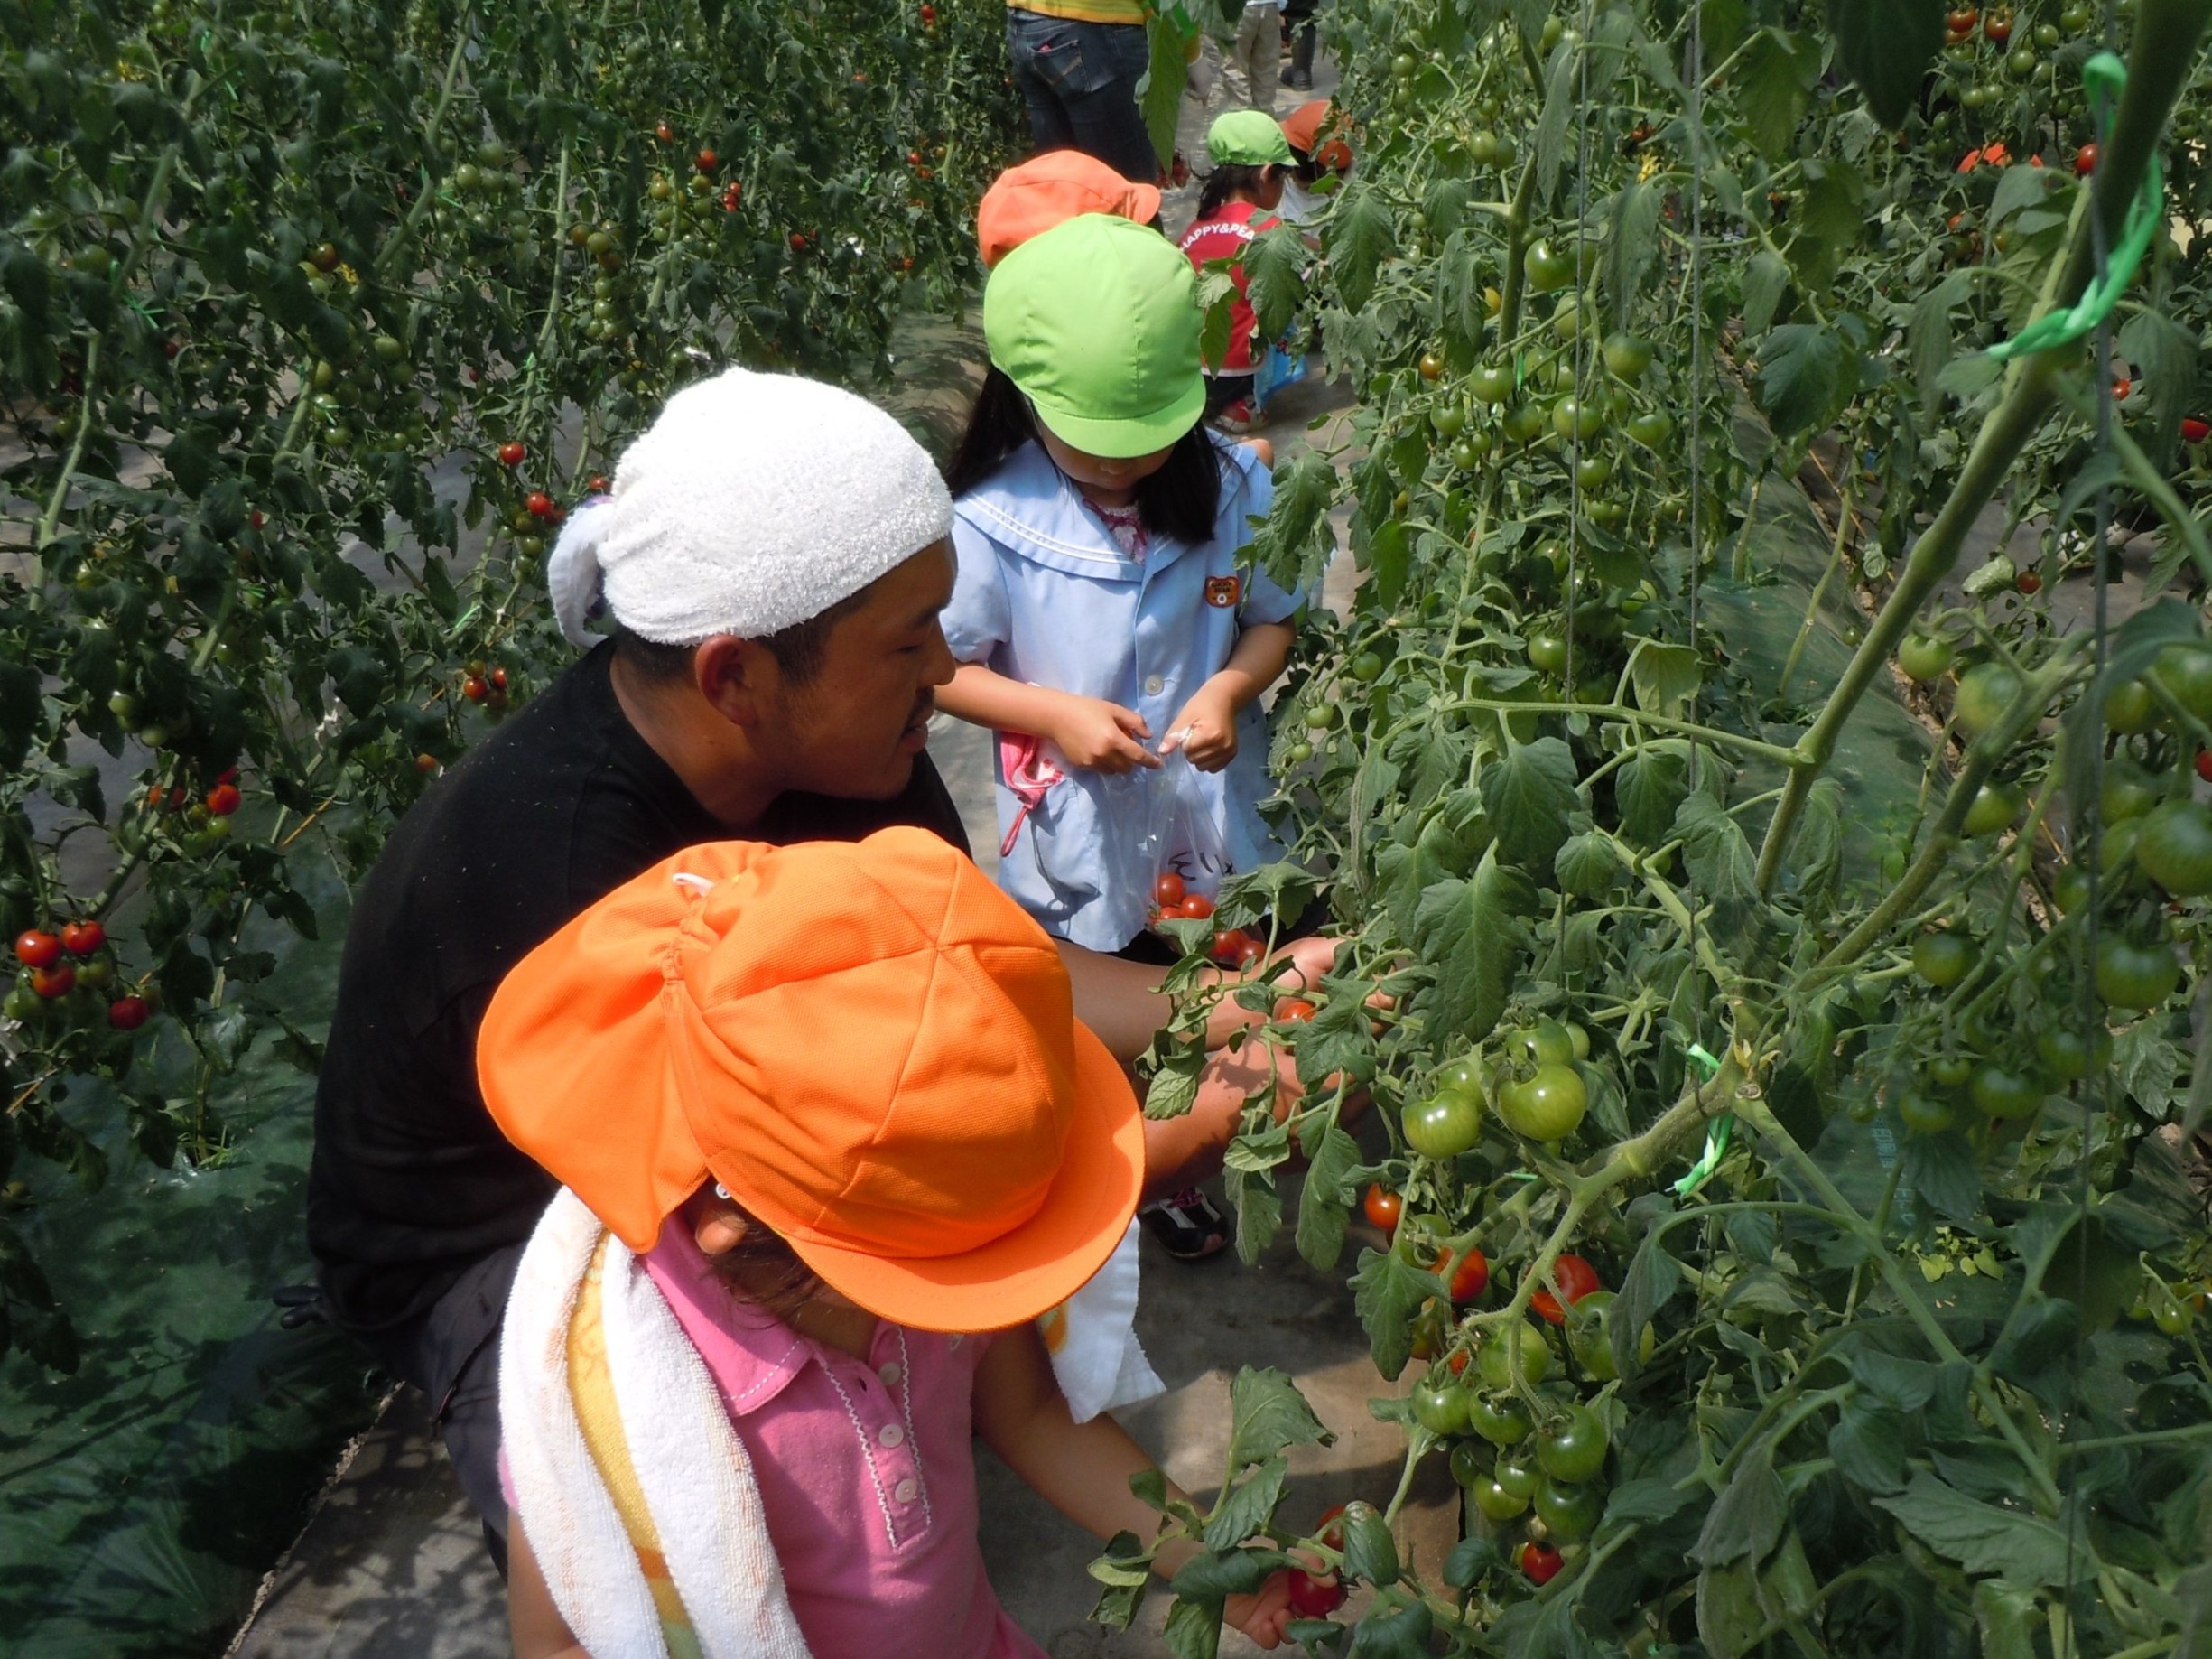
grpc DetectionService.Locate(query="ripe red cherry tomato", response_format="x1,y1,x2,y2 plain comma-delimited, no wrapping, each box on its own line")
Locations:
525,490,556,519
1153,872,1186,909
1432,1244,1490,1302
655,120,675,144
1274,996,1317,1023
1529,1253,1603,1324
1177,893,1214,920
14,930,60,969
920,1,937,20
1362,1183,1402,1235
59,920,105,956
1520,1542,1565,1584
2197,750,2212,784
107,994,151,1031
588,474,611,493
463,676,489,703
695,147,718,173
497,441,525,467
31,963,75,999
1284,1568,1346,1617
2016,570,2042,595
206,783,242,816
2074,142,2098,176
2183,417,2211,444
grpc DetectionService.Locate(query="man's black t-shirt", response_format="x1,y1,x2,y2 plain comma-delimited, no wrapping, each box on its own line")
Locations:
306,644,970,1335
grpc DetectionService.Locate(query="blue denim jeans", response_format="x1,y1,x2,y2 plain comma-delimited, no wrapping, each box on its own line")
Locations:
1005,8,1160,185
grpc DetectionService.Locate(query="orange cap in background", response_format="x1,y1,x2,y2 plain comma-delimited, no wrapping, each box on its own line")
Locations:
478,827,1143,1333
977,150,1163,267
1279,99,1354,174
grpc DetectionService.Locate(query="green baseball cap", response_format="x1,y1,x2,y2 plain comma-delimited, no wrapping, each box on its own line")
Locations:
983,213,1205,460
1206,108,1297,167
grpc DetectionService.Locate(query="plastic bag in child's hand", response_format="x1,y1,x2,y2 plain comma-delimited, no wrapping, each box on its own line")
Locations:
1144,750,1232,906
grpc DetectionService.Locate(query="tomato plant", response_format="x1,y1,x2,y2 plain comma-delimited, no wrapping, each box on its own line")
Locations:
1101,0,2212,1648
0,0,1018,1368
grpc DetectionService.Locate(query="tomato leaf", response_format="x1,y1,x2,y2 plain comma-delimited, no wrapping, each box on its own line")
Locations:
1674,792,1769,948
1613,1216,1683,1379
1901,1128,1982,1223
1603,179,1661,331
1437,228,1489,359
1326,182,1396,314
1296,1123,1362,1270
1695,1434,1787,1566
1734,29,1820,160
1445,1534,1503,1589
1195,264,1238,373
1480,737,1581,868
1696,1558,1767,1659
1629,639,1702,717
1202,1454,1291,1549
1615,746,1690,847
1349,1244,1434,1378
1251,451,1338,598
1530,44,1579,206
1974,1580,2043,1659
1227,1165,1283,1264
1085,1530,1152,1629
1873,1472,2088,1585
1412,846,1534,1049
1739,249,1790,339
1827,0,1941,128
1555,830,1621,899
1754,322,1845,439
1139,13,1194,170
1161,1590,1227,1659
1247,224,1307,344
1827,1396,1913,1493
1909,268,1976,408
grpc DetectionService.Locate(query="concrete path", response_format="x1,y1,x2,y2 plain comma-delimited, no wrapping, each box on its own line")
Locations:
227,47,1439,1659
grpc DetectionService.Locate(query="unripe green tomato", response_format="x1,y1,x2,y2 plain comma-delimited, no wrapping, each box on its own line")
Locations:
1897,1090,1958,1135
1403,1083,1483,1160
1287,740,1313,763
1534,1477,1603,1542
1960,781,2024,837
1449,1439,1492,1488
1431,402,1467,438
1304,703,1336,731
1472,1475,1530,1521
1601,331,1651,380
1897,634,1954,684
2151,642,2212,722
1566,1289,1618,1379
1493,1449,1543,1499
2100,760,2159,824
2103,677,2158,734
1410,1377,1474,1436
1471,364,1518,405
1927,1053,1975,1090
1477,1322,1552,1390
1953,661,2023,735
1969,1064,2044,1121
1911,930,1974,988
1551,396,1604,442
1467,1390,1535,1446
1535,1403,1610,1483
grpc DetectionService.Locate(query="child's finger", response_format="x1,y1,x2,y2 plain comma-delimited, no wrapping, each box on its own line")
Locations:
1112,704,1154,740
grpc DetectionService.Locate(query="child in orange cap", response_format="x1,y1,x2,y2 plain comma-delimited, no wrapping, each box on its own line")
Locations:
483,828,1301,1657
976,149,1163,267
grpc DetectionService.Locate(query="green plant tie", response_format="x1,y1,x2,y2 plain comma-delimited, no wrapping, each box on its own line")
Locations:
1987,51,2160,364
1673,1042,1731,1198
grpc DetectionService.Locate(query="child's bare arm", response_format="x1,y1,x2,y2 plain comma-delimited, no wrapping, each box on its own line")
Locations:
1163,620,1297,771
973,1323,1296,1648
935,663,1160,773
508,1520,594,1659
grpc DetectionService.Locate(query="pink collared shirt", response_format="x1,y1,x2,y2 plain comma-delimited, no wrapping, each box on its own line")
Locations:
641,1226,1045,1659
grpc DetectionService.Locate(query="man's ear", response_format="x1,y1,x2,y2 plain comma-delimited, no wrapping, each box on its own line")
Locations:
692,635,777,727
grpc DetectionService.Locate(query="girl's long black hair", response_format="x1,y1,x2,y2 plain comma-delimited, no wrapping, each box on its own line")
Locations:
1195,161,1278,222
943,364,1225,548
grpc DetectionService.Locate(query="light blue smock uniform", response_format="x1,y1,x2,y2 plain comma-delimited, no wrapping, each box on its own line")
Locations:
943,435,1302,951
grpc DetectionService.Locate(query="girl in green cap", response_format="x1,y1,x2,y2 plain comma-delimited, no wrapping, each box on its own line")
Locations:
1180,109,1303,434
936,211,1307,1257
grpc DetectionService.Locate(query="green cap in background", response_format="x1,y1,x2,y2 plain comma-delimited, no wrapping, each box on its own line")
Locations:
1205,108,1296,167
983,213,1205,460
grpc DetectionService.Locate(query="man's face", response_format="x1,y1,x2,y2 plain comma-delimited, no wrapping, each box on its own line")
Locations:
764,541,958,800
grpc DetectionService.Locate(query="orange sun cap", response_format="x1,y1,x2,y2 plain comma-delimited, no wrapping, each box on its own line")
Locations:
976,149,1164,268
477,826,1143,1333
1278,99,1354,174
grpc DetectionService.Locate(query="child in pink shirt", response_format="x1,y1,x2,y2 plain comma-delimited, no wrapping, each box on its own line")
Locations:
481,831,1305,1658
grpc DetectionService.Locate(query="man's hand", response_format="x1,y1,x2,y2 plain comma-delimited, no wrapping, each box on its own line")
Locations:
1054,695,1160,772
1161,682,1240,771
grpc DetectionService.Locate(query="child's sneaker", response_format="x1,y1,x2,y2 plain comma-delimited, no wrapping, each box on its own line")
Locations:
1212,398,1264,435
1139,1188,1230,1261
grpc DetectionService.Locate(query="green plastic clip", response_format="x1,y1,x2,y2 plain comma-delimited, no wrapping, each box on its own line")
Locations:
1673,1040,1731,1198
1987,51,2161,364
